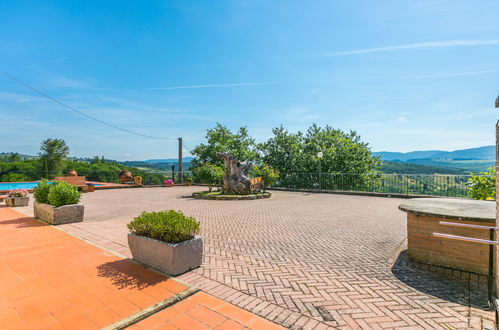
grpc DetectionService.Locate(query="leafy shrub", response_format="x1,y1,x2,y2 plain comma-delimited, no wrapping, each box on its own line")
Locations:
33,179,51,204
250,163,279,190
127,210,200,244
466,167,495,200
0,173,31,182
194,163,224,191
47,182,81,207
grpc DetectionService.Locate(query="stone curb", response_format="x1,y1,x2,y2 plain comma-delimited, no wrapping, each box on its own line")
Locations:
102,286,200,330
268,187,449,199
191,192,271,200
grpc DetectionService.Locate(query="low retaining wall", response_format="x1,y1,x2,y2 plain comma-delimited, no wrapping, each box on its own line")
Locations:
269,187,442,199
407,213,492,275
399,198,495,276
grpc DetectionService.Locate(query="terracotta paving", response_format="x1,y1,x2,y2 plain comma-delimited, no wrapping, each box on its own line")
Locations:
13,186,494,329
133,292,282,329
0,206,283,329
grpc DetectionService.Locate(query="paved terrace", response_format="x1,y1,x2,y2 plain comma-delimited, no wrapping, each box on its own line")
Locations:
0,207,282,329
17,187,495,329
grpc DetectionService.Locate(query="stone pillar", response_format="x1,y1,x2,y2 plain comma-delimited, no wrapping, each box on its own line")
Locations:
496,120,499,292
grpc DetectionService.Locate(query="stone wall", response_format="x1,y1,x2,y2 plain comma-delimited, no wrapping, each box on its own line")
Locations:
408,213,492,275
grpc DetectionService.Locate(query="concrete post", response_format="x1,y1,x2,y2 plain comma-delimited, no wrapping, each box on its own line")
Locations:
178,137,183,183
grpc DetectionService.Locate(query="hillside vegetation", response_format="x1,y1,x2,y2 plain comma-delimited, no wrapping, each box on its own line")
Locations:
374,146,494,172
380,161,469,175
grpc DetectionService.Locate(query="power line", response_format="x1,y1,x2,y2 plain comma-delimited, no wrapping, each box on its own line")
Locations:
182,142,194,155
0,70,177,141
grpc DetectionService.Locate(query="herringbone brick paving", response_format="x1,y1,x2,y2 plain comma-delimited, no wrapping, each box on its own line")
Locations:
16,187,495,328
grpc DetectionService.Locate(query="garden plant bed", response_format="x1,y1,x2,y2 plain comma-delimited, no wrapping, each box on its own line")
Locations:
34,202,84,225
192,190,271,200
5,196,29,207
128,234,202,275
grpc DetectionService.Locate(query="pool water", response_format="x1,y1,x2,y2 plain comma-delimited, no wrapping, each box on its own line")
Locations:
0,181,103,191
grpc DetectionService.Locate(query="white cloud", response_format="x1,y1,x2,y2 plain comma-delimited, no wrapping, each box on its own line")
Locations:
410,69,499,78
285,107,320,121
322,39,499,56
0,92,45,103
26,57,68,69
151,82,275,90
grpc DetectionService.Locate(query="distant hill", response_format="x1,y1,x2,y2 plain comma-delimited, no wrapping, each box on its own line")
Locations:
374,146,495,173
404,158,494,172
144,157,194,163
122,157,194,171
374,150,442,161
428,146,495,160
0,152,36,160
373,146,494,161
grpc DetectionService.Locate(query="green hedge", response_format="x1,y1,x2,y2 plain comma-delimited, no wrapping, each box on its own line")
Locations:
127,210,200,244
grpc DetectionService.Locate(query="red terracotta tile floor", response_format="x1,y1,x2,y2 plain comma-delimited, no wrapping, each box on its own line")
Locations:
0,207,283,329
134,292,282,329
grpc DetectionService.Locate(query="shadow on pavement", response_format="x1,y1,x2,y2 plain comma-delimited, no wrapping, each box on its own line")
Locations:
0,215,47,228
391,250,489,311
97,259,165,290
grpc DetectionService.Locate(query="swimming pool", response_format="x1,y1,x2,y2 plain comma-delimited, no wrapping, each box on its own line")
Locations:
0,181,103,191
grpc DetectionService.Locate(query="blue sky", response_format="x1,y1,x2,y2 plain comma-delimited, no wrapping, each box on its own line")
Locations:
1,0,498,160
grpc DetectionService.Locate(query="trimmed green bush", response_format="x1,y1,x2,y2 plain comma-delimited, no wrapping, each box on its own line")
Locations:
127,210,200,244
194,163,224,191
33,179,51,204
47,182,81,207
466,167,495,200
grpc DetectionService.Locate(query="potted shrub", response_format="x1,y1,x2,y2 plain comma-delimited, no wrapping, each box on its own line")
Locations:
185,177,193,186
5,189,29,207
163,179,174,187
33,180,84,225
127,210,202,275
86,184,95,192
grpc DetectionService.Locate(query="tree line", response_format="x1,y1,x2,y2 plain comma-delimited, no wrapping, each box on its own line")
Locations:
190,123,380,189
0,139,170,185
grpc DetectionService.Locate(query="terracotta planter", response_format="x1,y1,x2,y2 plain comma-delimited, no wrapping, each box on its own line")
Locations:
34,202,84,225
163,183,174,187
5,196,29,207
128,234,202,275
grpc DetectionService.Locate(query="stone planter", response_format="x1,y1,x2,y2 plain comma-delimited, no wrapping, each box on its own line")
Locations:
5,196,29,207
128,234,202,276
34,202,84,225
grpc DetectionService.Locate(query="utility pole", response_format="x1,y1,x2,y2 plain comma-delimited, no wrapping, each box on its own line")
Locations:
178,137,183,183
